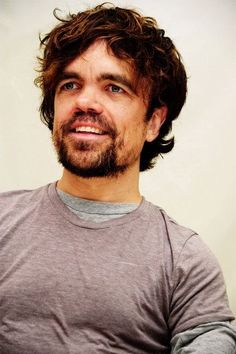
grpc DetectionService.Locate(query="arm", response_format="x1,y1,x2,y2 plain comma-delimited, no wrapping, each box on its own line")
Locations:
171,321,236,354
168,234,234,334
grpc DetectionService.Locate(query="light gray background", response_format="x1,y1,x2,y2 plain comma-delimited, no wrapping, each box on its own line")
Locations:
0,0,235,317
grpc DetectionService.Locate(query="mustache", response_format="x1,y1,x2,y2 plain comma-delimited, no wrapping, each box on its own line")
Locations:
61,111,117,137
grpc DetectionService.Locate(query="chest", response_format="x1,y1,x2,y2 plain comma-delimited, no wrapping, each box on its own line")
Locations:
0,220,170,352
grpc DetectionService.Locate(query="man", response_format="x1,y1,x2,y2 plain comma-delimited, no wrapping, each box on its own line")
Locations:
0,3,235,353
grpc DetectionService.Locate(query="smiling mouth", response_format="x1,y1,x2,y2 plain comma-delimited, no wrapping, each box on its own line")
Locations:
73,126,105,135
68,125,110,140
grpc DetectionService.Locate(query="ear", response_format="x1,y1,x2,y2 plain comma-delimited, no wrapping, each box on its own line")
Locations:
145,106,167,143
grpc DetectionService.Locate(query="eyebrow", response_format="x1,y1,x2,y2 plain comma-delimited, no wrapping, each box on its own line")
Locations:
98,73,136,94
58,71,136,94
57,71,82,82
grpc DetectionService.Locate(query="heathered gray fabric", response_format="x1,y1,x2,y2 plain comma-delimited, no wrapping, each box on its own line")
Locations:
171,322,236,353
57,188,138,222
58,188,236,353
0,182,234,354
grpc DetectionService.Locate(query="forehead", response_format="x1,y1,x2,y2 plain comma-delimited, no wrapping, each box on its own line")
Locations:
64,40,136,80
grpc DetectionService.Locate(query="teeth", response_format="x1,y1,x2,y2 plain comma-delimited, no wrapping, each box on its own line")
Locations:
75,126,103,134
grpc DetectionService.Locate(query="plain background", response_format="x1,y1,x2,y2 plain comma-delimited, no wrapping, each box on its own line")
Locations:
0,0,235,318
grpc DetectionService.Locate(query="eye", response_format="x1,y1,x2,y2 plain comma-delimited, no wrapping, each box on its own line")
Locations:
61,81,78,91
107,84,124,93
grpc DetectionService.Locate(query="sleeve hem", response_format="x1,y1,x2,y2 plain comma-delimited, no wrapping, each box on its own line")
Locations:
172,313,235,337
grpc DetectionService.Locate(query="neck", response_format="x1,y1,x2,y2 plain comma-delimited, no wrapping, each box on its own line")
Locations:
57,166,142,203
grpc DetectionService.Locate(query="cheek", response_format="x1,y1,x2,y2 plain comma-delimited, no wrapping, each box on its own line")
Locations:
54,97,66,116
119,122,147,149
53,99,61,124
54,97,73,127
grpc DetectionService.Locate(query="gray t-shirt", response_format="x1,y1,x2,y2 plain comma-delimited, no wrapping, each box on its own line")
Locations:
0,183,234,353
57,188,138,222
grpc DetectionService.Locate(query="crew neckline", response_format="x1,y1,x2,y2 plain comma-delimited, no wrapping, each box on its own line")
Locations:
47,182,150,229
57,188,139,222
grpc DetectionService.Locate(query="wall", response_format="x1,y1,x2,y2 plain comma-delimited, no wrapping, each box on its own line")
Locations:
0,0,235,316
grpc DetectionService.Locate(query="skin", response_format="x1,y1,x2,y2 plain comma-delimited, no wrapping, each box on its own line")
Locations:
54,40,167,203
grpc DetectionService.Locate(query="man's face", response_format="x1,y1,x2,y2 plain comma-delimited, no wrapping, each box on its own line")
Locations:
53,40,158,178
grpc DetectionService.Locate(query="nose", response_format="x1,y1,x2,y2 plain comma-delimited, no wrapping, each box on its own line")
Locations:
74,86,103,114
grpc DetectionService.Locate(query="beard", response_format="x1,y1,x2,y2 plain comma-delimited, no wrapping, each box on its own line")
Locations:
56,138,128,178
52,112,133,178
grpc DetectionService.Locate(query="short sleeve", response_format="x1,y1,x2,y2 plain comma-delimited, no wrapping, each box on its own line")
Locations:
169,234,234,337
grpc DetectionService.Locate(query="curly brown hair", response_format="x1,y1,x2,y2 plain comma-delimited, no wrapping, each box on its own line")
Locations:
35,2,187,171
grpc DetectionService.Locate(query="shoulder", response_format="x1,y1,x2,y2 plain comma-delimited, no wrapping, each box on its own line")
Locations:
0,184,49,205
143,200,228,292
144,201,235,332
145,199,196,236
0,184,52,222
143,200,198,258
0,188,34,203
